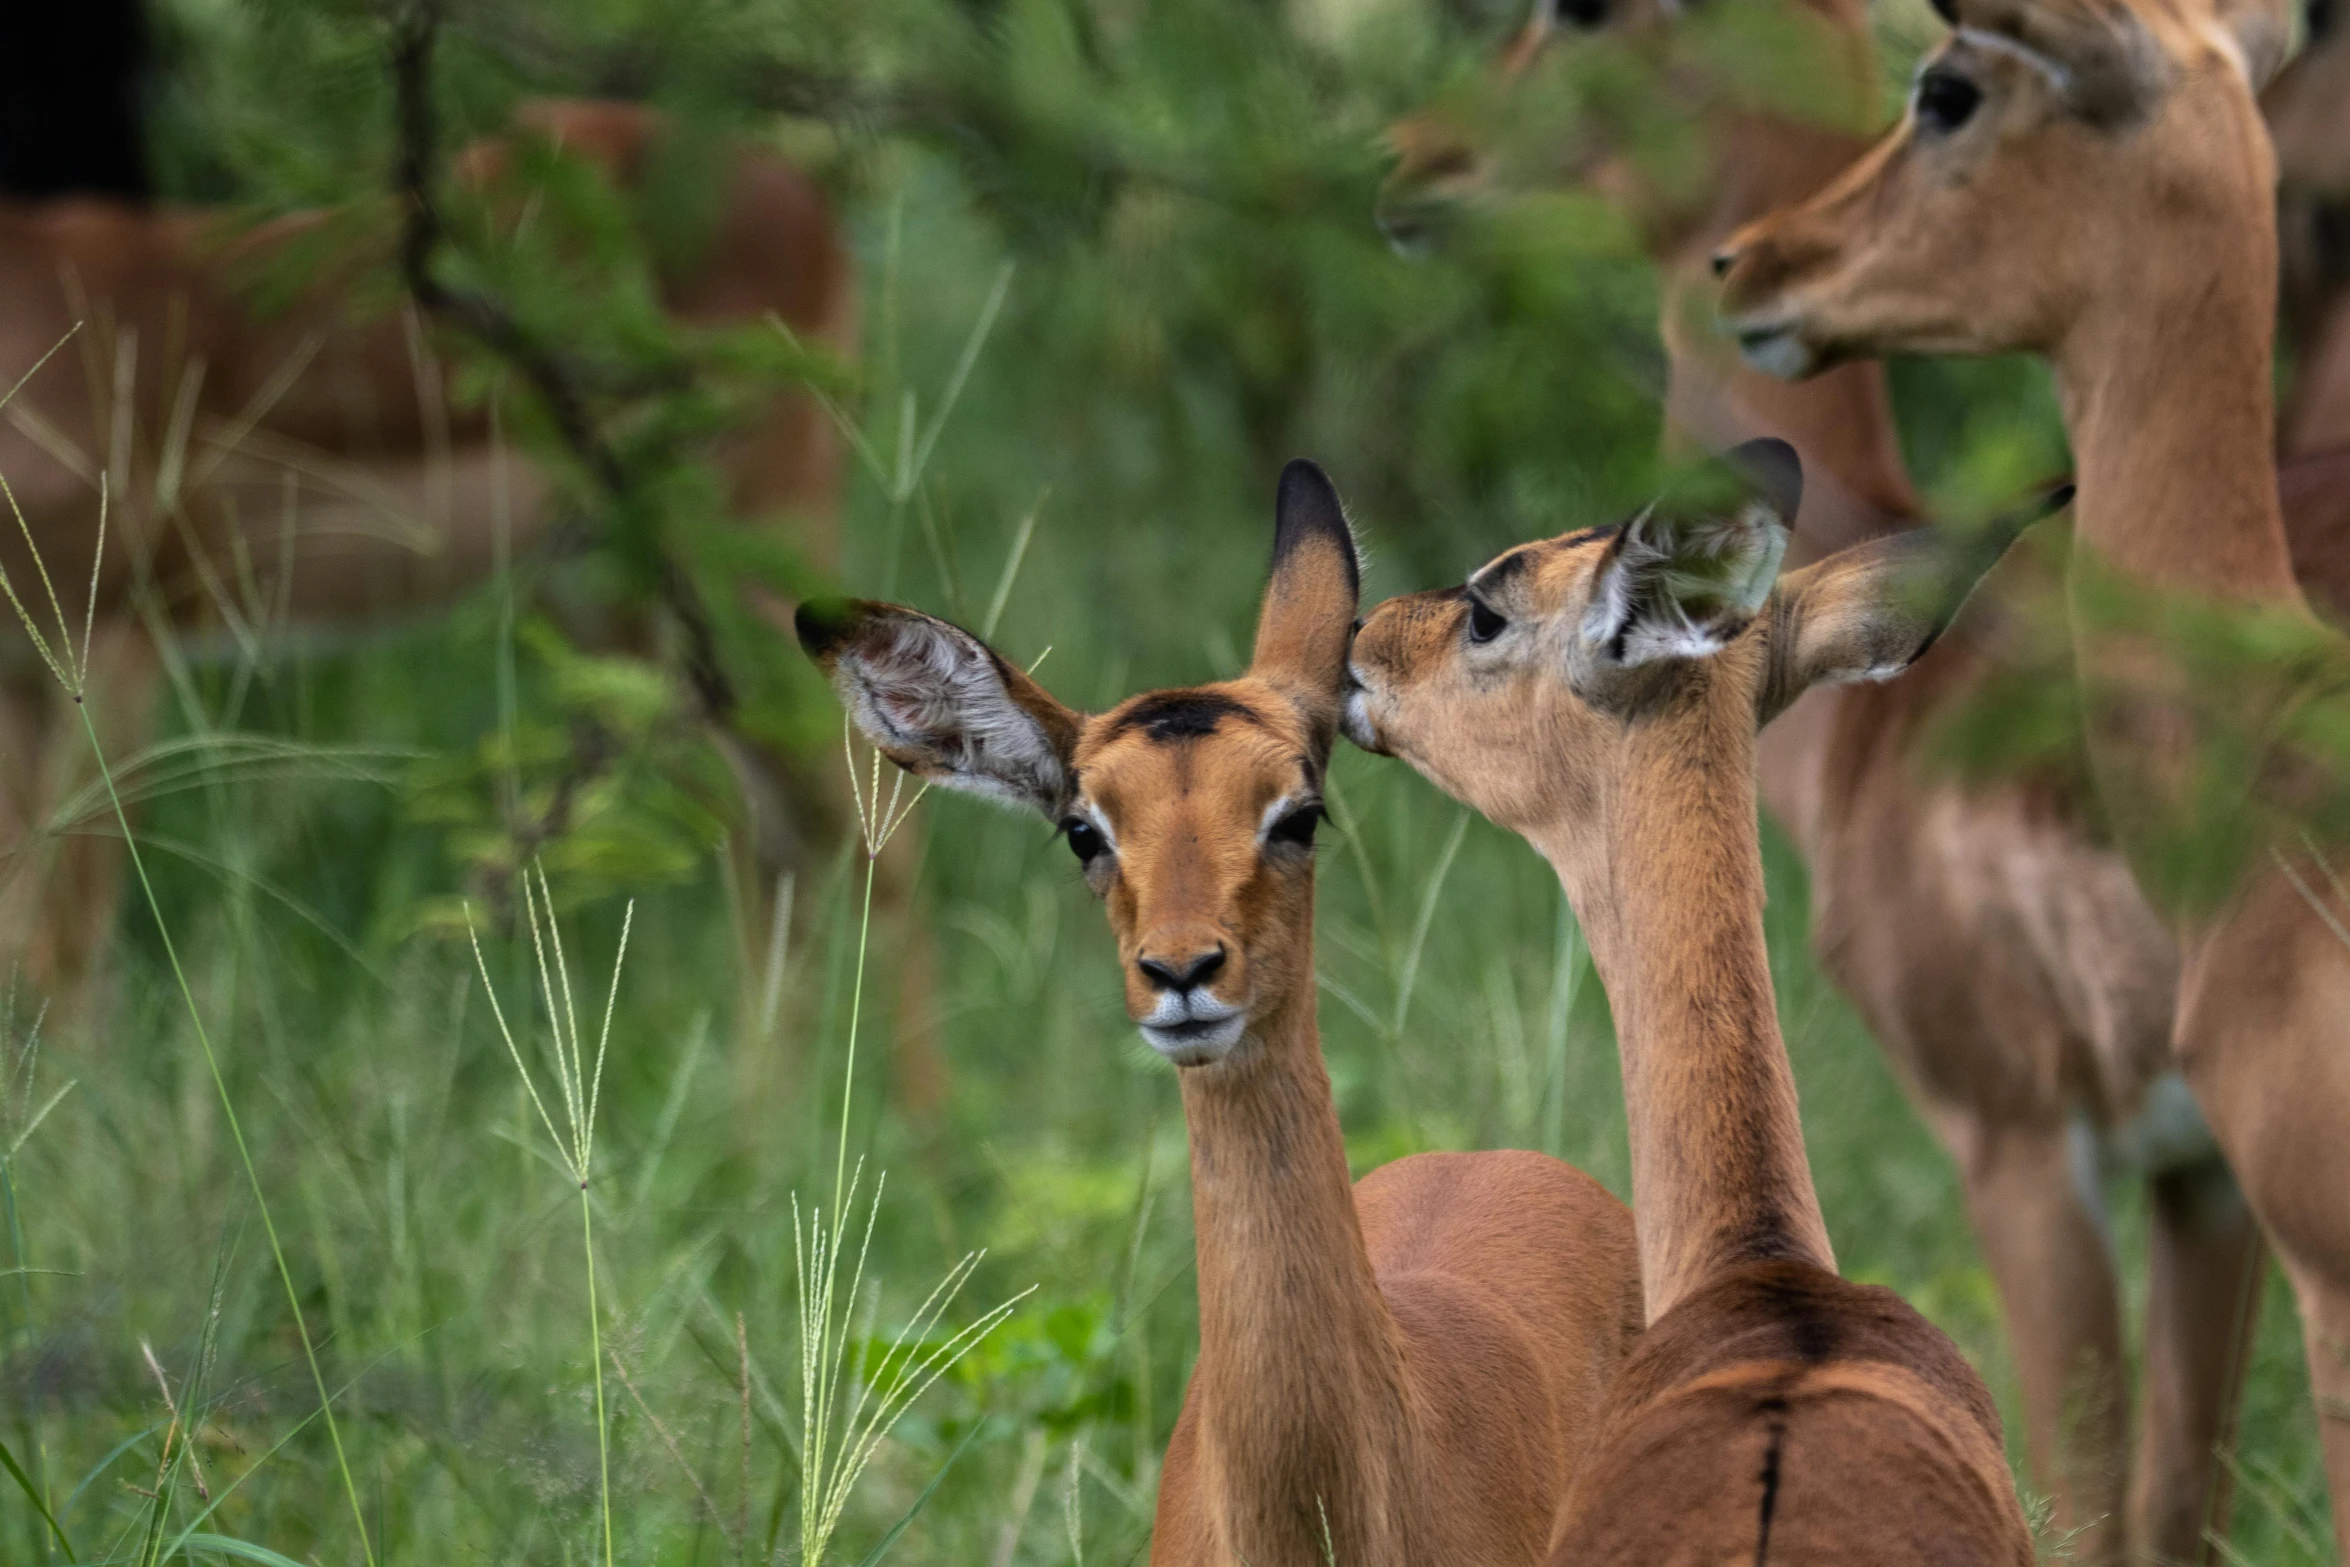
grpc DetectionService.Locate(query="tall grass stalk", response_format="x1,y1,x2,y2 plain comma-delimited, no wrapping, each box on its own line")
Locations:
0,399,379,1561
789,731,1029,1566
467,867,632,1567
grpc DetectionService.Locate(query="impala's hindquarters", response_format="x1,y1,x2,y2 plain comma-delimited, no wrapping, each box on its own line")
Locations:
1550,1262,2034,1566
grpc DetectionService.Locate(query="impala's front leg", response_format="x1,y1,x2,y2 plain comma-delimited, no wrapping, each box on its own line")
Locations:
2133,1156,2264,1566
1944,1112,2129,1563
0,622,158,1033
2175,873,2350,1564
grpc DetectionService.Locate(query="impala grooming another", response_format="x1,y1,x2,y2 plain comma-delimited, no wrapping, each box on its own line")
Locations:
798,464,1642,1567
1717,0,2350,1549
1347,439,2040,1562
1385,6,2264,1555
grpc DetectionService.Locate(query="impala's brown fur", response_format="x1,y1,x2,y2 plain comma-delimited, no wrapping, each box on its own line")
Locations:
1717,0,2350,1550
1346,441,2039,1561
798,465,1642,1567
0,105,951,1103
2269,2,2350,454
1382,6,2277,1554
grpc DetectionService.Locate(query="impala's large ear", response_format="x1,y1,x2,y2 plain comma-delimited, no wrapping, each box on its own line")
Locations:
1251,460,1363,739
796,598,1082,819
1580,438,1796,671
1760,484,2071,723
1949,0,2170,123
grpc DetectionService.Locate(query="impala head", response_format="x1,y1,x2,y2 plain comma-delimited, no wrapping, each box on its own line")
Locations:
799,464,1359,1068
1375,0,1878,263
1714,0,2292,377
1343,440,2049,838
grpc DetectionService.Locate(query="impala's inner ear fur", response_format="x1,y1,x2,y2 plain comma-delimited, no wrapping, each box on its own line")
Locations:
2207,0,2294,88
1251,459,1364,747
1582,437,1798,668
1760,483,2071,722
795,598,1082,819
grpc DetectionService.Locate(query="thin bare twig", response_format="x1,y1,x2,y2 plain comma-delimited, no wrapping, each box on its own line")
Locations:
609,1348,733,1545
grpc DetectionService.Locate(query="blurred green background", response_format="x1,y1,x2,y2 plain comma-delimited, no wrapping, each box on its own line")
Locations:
1,0,2333,1561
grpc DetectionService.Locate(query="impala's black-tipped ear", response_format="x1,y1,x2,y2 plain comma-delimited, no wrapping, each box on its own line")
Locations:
1253,460,1363,732
795,597,1082,819
794,597,863,660
1761,482,2071,721
1271,459,1361,606
1727,437,1804,529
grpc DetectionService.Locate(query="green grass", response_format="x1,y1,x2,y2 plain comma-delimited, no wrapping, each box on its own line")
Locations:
2,626,2332,1562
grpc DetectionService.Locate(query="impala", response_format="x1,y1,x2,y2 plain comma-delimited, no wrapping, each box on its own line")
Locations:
1381,3,2281,1552
1346,438,2042,1561
1717,0,2350,1549
798,464,1643,1567
0,102,953,1102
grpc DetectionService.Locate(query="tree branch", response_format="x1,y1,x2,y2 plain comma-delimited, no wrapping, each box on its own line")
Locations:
388,2,735,720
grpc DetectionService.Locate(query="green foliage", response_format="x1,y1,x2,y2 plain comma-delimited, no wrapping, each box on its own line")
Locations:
0,0,2335,1562
406,620,733,927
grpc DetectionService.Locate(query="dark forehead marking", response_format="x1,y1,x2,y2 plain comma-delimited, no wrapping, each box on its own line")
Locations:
1474,526,1616,587
1108,688,1263,743
1474,548,1533,588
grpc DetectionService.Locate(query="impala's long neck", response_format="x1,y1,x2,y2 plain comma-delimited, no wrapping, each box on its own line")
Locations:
1531,679,1834,1322
1660,104,1923,569
1178,945,1412,1559
2054,202,2300,606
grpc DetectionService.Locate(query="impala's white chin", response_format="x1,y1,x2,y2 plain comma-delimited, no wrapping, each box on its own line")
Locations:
1138,995,1248,1066
1340,673,1386,754
1733,324,1819,381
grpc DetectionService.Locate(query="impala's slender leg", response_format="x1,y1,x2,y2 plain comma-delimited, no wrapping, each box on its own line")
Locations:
0,623,157,1028
1947,1114,2129,1562
0,662,49,997
2132,1155,2263,1566
2290,1268,2350,1567
2173,874,2350,1562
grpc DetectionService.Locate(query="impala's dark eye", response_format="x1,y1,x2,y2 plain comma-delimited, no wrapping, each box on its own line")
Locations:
1064,818,1106,865
1268,803,1324,850
1467,598,1508,644
1914,70,1983,136
1553,0,1609,27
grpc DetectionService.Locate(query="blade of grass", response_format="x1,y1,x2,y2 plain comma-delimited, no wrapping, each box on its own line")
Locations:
180,1533,313,1567
847,1420,983,1567
45,526,378,1563
1390,807,1470,1038
979,493,1045,642
0,1433,72,1557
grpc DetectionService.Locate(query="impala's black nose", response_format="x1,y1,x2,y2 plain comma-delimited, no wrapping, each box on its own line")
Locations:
1138,946,1228,994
